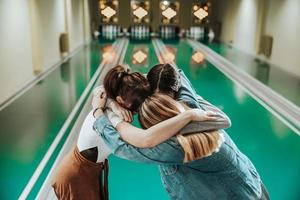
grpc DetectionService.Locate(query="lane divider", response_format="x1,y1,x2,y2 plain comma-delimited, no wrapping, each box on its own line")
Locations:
152,39,164,64
35,38,129,200
0,41,92,111
152,38,178,68
19,39,127,200
187,39,300,135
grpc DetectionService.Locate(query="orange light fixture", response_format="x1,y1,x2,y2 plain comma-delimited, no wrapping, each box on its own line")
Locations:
162,7,177,20
133,7,148,19
101,6,116,19
194,8,208,20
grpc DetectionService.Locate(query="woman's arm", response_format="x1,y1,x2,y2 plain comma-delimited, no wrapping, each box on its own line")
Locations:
115,109,217,148
92,85,133,122
177,70,231,130
196,96,231,127
178,97,232,135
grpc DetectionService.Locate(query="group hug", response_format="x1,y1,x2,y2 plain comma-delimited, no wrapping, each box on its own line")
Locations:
51,63,270,200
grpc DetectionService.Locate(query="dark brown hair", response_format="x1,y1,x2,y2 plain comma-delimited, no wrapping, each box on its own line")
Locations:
104,65,151,112
147,63,180,95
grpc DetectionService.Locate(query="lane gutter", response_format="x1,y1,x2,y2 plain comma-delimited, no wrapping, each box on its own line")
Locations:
19,38,128,200
0,41,93,111
187,39,300,135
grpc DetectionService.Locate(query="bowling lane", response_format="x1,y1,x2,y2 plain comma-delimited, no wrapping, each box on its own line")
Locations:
204,42,300,107
0,41,110,199
107,40,169,200
170,39,300,200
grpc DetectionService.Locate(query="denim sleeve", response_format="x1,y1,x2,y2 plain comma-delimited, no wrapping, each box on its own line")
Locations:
196,96,231,128
177,69,203,109
93,116,185,164
177,70,231,134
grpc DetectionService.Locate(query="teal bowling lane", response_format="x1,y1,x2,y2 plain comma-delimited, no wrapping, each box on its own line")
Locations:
171,40,300,200
0,41,109,199
204,42,300,107
124,40,156,74
107,40,169,200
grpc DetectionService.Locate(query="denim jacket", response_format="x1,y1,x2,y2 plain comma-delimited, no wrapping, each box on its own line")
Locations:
93,70,262,200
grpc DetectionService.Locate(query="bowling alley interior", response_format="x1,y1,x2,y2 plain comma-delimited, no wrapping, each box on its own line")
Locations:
0,0,300,200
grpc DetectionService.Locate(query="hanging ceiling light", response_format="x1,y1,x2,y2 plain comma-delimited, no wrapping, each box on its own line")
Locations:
162,7,177,20
133,7,148,19
193,8,208,20
101,6,116,19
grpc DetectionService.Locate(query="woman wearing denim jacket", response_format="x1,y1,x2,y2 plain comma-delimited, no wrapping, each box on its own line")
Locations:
93,64,269,200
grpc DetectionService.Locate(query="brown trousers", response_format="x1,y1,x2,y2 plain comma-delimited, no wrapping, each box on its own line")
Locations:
52,147,109,200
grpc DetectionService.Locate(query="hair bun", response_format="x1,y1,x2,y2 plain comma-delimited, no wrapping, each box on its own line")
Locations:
117,70,128,79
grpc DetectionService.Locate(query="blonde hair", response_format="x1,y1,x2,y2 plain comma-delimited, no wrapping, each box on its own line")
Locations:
139,93,221,163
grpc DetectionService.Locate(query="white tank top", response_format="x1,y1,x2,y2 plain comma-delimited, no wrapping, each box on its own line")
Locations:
77,110,122,163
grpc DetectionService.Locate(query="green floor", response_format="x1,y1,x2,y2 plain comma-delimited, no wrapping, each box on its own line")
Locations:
107,41,170,200
205,42,300,107
174,40,300,200
1,39,300,200
108,39,300,200
0,41,109,199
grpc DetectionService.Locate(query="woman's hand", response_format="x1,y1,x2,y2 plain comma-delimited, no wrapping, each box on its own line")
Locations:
92,86,106,109
109,101,133,122
189,109,219,122
93,89,107,109
92,91,107,118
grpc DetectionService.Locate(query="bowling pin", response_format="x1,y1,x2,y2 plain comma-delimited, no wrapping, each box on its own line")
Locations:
102,26,105,39
167,27,169,39
135,26,138,39
138,26,140,40
132,26,134,39
143,26,145,40
109,25,112,40
192,27,194,38
104,25,107,39
147,27,149,39
166,26,169,39
141,26,144,40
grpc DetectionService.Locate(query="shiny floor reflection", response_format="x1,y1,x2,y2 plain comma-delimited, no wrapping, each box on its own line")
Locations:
205,42,300,107
0,41,106,199
177,40,300,200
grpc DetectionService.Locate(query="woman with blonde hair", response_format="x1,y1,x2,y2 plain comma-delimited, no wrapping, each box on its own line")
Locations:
93,63,269,199
52,64,226,200
139,93,224,163
136,91,270,200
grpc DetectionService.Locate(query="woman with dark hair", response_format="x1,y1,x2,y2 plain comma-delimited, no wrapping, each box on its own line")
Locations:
147,63,181,97
92,63,269,199
138,92,270,199
94,64,230,147
103,65,151,113
90,64,245,199
51,65,221,200
143,63,269,199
